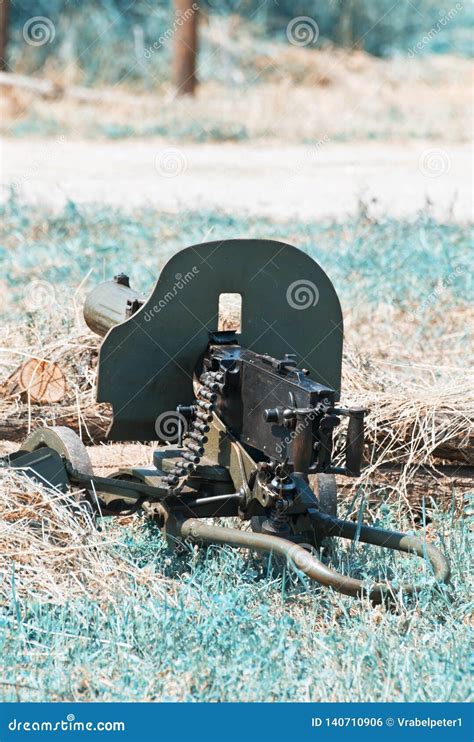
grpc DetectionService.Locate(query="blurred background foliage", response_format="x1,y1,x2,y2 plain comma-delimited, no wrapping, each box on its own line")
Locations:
7,0,474,87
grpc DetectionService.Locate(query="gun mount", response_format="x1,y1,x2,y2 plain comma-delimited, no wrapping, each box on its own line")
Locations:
4,239,450,603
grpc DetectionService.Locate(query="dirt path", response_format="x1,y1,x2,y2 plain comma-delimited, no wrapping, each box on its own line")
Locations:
1,138,472,221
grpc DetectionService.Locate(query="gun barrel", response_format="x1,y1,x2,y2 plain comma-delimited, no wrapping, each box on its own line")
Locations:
83,274,144,337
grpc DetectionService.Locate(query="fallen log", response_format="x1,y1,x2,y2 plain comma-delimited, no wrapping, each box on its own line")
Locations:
0,404,110,444
0,402,472,466
3,359,67,405
0,71,59,97
0,71,142,104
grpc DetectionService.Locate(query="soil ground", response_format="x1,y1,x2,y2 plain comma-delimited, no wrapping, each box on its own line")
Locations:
1,138,471,221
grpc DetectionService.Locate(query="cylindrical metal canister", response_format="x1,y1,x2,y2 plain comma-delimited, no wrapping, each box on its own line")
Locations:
83,274,144,337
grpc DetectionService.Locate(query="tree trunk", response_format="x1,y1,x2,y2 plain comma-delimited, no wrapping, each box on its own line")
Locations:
337,0,354,48
0,405,110,444
172,0,198,96
0,405,471,466
0,0,9,71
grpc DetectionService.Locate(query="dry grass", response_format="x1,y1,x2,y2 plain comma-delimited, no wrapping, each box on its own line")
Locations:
342,345,473,466
1,305,472,523
340,348,473,515
0,468,175,605
0,279,471,704
0,205,472,611
1,49,471,143
1,317,472,468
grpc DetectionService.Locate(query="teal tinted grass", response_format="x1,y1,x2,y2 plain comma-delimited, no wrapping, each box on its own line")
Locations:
1,197,471,321
0,504,471,702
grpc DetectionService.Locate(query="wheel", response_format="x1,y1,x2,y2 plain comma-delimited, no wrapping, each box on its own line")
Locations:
21,426,94,476
20,426,95,514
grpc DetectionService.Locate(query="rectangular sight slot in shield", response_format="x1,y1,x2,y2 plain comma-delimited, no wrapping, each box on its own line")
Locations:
218,293,242,333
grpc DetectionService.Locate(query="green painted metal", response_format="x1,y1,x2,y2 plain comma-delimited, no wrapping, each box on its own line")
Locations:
83,277,143,337
96,239,343,441
20,426,94,475
173,514,451,604
6,448,71,493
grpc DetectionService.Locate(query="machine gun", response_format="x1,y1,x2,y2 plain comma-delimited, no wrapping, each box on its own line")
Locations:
5,239,450,603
